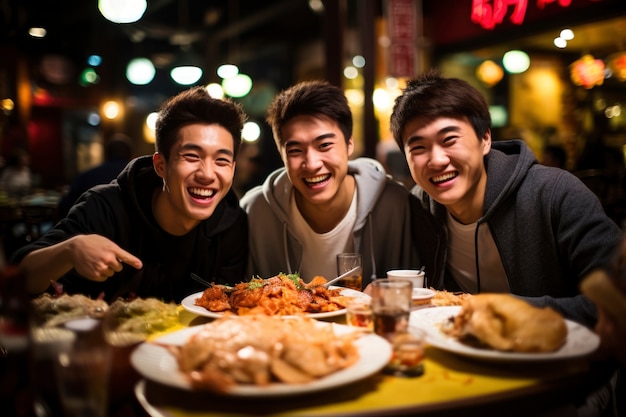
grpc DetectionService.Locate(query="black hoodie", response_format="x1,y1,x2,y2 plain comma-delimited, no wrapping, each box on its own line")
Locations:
12,156,248,303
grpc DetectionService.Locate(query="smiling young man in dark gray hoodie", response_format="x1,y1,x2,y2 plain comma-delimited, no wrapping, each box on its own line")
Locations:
391,71,624,327
391,70,624,416
240,81,420,286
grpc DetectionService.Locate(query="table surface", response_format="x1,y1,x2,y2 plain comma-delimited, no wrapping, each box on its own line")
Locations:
132,308,611,417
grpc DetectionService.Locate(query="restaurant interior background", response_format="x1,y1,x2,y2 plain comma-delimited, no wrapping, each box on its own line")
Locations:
1,0,626,260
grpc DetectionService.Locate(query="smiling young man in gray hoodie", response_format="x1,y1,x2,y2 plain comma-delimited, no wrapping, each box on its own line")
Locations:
240,81,421,286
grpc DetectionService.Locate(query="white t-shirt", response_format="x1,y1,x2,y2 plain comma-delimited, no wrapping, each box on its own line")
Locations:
289,189,357,282
446,211,510,293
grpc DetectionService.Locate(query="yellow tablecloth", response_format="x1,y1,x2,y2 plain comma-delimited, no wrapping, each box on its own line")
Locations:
137,308,594,417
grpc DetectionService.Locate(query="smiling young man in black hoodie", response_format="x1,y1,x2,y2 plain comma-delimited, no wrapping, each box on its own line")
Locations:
13,87,249,303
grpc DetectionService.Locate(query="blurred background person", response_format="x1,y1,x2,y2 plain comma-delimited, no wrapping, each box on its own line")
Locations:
57,133,134,218
0,148,32,195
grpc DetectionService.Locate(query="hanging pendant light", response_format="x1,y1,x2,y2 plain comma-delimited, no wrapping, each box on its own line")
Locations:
98,0,147,24
170,46,203,85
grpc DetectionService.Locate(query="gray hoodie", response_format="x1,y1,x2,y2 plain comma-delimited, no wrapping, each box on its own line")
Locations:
240,157,420,286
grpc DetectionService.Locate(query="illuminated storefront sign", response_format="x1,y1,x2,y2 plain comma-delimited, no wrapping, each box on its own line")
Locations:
471,0,575,30
388,0,416,77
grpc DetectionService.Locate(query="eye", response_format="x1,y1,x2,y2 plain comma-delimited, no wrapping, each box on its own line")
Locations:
215,157,233,166
408,144,425,154
181,152,200,162
443,134,459,145
319,141,334,150
286,147,302,156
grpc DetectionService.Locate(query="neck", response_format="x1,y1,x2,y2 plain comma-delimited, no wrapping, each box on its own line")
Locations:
152,189,197,236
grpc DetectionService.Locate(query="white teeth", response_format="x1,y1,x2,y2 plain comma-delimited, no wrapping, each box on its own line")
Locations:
432,172,456,183
189,187,216,197
304,174,330,184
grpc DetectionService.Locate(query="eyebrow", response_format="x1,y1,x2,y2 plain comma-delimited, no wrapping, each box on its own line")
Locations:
179,142,234,158
405,125,462,148
284,132,336,148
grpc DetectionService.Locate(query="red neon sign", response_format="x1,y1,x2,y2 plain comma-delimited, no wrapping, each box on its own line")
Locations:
471,0,574,30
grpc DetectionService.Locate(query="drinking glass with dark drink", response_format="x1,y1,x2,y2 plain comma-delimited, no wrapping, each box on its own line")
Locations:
336,253,363,291
370,279,412,339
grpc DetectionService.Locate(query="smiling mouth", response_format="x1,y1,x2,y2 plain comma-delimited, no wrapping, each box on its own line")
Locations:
430,172,458,184
303,174,331,185
189,187,216,199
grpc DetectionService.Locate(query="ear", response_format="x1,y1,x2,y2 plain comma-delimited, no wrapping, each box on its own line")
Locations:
347,136,355,157
153,153,166,179
481,129,492,156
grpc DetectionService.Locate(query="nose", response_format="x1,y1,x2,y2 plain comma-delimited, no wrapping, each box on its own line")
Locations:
302,150,322,170
196,159,216,182
428,145,449,168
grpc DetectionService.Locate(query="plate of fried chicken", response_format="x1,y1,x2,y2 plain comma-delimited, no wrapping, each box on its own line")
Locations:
181,274,370,319
411,294,600,362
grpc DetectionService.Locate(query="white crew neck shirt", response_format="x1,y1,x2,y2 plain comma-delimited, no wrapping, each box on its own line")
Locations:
289,188,357,282
446,211,510,293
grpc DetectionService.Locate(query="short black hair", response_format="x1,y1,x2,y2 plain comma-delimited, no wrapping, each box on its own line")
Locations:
391,70,491,152
266,80,353,149
155,86,247,160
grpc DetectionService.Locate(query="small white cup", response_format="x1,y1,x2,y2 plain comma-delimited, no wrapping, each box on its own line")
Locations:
387,269,425,289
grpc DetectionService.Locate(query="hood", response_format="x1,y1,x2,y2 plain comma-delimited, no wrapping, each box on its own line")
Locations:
259,157,389,229
116,155,243,237
482,140,537,221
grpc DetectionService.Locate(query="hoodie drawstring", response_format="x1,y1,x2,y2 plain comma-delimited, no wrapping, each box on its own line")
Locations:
367,213,377,280
282,222,292,274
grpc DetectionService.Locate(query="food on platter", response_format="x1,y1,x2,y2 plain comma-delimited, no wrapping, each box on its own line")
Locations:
441,293,567,353
194,273,354,316
169,315,360,392
104,298,179,346
32,292,108,327
430,289,472,307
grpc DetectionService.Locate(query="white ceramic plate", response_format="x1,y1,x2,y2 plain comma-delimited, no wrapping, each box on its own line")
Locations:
412,288,435,302
410,306,600,362
181,287,370,319
130,322,391,396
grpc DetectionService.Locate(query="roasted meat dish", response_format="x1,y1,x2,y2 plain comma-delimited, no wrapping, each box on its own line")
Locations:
443,293,568,352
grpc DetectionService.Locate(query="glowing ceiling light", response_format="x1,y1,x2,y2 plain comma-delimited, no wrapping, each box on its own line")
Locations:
352,55,366,68
103,101,121,119
560,29,574,40
217,64,239,79
343,66,358,79
242,122,261,142
126,58,156,85
554,37,567,49
88,55,103,67
222,74,252,98
372,88,391,110
502,50,530,74
476,60,504,86
170,66,203,85
98,0,147,24
170,48,203,85
28,27,47,38
205,83,225,99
